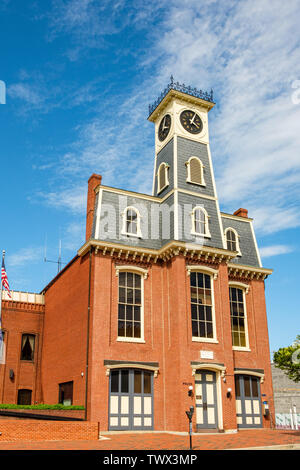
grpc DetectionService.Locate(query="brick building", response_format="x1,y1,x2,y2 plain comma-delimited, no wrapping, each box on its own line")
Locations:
0,81,274,433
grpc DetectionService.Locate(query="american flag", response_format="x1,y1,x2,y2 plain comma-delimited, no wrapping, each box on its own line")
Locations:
1,258,11,298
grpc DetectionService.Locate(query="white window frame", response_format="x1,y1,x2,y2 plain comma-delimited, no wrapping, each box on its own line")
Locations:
191,206,211,238
228,281,250,351
115,266,147,344
187,266,218,344
121,206,142,238
157,162,170,194
185,156,206,186
225,227,241,256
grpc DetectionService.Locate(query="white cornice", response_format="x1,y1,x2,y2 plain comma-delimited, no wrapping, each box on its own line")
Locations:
78,239,237,265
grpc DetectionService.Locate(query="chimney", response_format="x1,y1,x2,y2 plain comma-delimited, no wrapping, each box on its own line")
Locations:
233,208,248,218
85,173,102,241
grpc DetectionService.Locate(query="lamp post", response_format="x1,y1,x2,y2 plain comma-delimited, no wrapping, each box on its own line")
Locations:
185,405,194,450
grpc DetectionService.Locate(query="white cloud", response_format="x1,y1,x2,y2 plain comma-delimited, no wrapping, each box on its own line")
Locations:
35,0,300,237
8,83,43,106
259,245,294,258
7,247,43,267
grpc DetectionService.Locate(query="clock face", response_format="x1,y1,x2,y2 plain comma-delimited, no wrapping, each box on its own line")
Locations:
180,110,203,134
158,114,171,141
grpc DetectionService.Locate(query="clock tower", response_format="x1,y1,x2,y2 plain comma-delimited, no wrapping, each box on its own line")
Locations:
148,77,225,248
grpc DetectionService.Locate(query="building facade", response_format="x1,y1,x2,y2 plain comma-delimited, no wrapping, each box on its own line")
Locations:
0,81,274,432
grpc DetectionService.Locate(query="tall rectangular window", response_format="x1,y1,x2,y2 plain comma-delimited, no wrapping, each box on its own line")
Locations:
118,272,142,339
229,287,247,347
20,334,35,361
190,272,214,339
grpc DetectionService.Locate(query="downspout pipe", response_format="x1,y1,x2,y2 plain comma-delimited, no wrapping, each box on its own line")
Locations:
85,247,92,421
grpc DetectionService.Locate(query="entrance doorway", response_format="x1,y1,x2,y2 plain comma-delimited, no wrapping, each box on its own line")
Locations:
195,370,218,429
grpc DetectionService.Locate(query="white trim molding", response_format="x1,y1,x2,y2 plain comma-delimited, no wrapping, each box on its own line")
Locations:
120,206,143,238
105,363,159,378
234,369,265,384
224,227,242,256
115,265,148,279
228,280,250,294
191,363,226,377
186,265,218,280
191,206,211,238
157,162,170,194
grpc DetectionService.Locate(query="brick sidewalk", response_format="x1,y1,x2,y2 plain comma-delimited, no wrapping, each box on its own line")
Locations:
0,429,299,450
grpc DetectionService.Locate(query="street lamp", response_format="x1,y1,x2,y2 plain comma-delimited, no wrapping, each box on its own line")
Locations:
185,405,194,450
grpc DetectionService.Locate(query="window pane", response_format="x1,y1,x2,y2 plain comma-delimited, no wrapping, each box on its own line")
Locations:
206,322,213,338
20,334,35,361
118,321,125,337
126,322,133,337
133,323,141,338
135,289,141,305
118,304,125,319
251,378,259,397
134,371,142,393
121,370,129,393
235,376,241,397
119,272,126,286
127,288,133,304
190,272,197,287
205,306,212,322
191,304,198,320
204,274,211,289
134,274,141,289
144,372,151,394
199,305,205,320
134,306,140,321
119,287,126,303
126,305,133,320
244,377,251,397
111,371,119,393
192,321,199,336
127,272,134,287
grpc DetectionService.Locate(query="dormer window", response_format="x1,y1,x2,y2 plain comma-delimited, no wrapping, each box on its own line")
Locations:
121,207,142,238
186,157,205,186
157,162,169,194
225,228,241,255
191,206,211,238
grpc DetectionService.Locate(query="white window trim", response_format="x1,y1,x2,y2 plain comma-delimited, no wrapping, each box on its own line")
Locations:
185,156,206,187
115,266,146,343
187,266,218,344
191,206,211,238
229,284,250,351
157,162,170,194
121,206,142,238
225,227,242,256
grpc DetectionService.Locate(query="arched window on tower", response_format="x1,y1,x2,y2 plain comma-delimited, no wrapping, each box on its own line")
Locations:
191,207,211,238
186,156,205,186
225,228,241,255
157,162,169,194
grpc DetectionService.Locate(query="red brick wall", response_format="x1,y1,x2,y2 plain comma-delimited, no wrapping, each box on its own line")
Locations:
0,420,98,441
41,254,90,407
0,300,44,405
85,252,274,432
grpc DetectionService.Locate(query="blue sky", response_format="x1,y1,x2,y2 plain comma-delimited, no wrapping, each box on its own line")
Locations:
0,0,299,353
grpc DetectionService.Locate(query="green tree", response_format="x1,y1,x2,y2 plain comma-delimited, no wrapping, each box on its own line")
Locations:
273,335,300,382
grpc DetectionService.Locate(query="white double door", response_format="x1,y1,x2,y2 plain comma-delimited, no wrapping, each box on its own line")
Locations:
109,369,153,430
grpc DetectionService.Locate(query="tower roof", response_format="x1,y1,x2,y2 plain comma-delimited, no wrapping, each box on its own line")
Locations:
148,76,215,121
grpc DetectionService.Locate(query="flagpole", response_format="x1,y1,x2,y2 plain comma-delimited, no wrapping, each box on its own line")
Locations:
0,250,4,323
0,250,4,361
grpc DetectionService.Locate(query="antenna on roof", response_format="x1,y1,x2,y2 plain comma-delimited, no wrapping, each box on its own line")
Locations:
44,231,66,274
